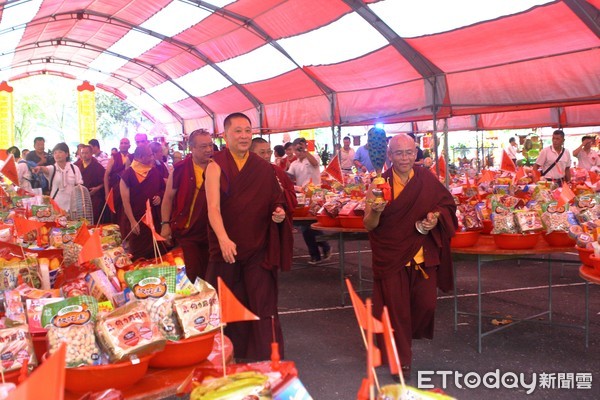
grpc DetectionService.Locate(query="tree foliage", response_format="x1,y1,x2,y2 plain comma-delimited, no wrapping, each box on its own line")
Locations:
96,91,144,140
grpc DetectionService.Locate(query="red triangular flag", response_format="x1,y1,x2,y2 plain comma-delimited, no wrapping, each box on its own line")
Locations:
49,197,66,215
0,154,19,185
382,306,400,375
73,222,91,246
106,188,116,213
431,155,447,178
324,153,343,184
557,182,575,208
513,166,526,184
217,277,259,323
142,199,166,241
531,168,541,183
479,169,495,184
365,298,381,388
78,228,103,264
345,279,383,333
6,343,66,400
356,378,370,400
13,215,46,236
589,171,599,185
0,149,8,161
500,150,516,173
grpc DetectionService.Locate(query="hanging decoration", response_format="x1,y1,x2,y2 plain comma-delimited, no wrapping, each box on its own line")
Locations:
77,81,96,144
0,81,14,149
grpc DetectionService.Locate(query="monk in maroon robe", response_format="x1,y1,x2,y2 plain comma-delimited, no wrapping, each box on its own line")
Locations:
74,145,106,224
104,138,133,230
120,144,167,261
161,130,214,281
364,134,457,380
205,113,293,361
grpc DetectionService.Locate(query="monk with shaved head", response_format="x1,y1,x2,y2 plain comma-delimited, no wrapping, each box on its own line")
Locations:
364,133,457,381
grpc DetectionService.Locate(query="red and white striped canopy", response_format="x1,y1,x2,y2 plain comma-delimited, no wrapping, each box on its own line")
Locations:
1,0,599,135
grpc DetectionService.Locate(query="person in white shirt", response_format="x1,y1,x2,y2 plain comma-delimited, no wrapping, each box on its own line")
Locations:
340,136,355,172
35,143,83,212
8,146,35,193
287,138,331,264
573,135,598,171
88,139,110,168
533,130,571,185
506,137,519,166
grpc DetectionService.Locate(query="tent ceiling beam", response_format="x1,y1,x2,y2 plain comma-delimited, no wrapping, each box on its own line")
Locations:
564,0,600,38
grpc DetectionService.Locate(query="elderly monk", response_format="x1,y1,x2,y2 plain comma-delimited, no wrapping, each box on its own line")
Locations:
74,145,106,224
161,129,214,281
364,133,457,381
205,112,293,361
120,144,167,260
104,137,133,226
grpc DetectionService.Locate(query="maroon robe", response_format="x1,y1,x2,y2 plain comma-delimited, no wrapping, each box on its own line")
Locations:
170,155,209,281
206,150,293,360
74,157,106,224
108,152,132,229
368,167,457,368
120,165,166,261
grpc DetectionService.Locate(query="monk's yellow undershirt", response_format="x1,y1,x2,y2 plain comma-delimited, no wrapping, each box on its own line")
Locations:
231,151,248,171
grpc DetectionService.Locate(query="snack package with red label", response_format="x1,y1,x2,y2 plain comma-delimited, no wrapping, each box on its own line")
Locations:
173,279,220,339
95,300,166,362
25,297,64,334
41,295,101,367
62,274,90,298
124,266,181,341
0,324,38,373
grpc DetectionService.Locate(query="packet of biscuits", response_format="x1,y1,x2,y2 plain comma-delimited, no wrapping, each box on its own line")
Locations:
124,266,181,340
95,300,166,361
0,322,38,373
41,295,101,367
173,279,220,339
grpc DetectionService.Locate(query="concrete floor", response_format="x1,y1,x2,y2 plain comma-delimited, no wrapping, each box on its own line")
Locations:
168,231,599,399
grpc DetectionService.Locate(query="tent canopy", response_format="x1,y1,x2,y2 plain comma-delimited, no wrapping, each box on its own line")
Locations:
0,0,599,135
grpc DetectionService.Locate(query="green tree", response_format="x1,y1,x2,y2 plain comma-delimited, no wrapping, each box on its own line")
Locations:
14,94,44,148
96,91,144,140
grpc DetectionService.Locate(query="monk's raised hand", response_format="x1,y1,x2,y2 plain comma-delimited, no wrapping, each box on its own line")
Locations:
272,207,285,223
152,195,161,206
371,201,387,213
421,211,439,231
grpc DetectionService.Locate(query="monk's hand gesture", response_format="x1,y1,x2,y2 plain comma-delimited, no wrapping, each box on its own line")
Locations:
152,195,161,206
421,211,439,231
130,219,140,235
220,237,237,264
272,206,285,223
160,224,173,245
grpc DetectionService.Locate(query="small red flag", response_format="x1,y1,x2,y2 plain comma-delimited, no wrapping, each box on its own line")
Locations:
431,155,447,178
324,153,344,184
513,166,526,184
532,168,541,183
589,171,599,185
557,182,576,208
106,188,116,213
0,154,19,185
500,150,517,173
73,222,91,246
49,197,65,215
0,150,8,161
479,169,495,184
142,199,166,241
382,306,400,375
217,277,259,323
78,228,103,264
13,215,46,236
345,279,383,333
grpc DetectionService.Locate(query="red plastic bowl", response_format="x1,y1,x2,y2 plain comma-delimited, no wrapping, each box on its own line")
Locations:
481,220,493,234
589,254,600,272
31,332,48,363
62,353,154,393
316,214,340,227
542,231,576,247
451,231,481,248
577,246,593,266
337,216,364,229
149,330,217,368
1,368,22,384
493,232,541,250
292,206,309,218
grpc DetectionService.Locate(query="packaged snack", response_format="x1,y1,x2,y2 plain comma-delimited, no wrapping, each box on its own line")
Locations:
0,324,37,373
0,257,40,290
173,280,220,339
124,266,181,340
490,201,517,234
541,202,571,234
25,297,64,334
85,270,118,303
514,210,543,233
457,204,482,231
4,290,26,325
95,300,166,361
41,295,101,367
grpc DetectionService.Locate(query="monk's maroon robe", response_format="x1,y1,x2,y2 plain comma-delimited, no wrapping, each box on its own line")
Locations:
120,165,166,261
170,155,209,281
108,152,132,230
368,167,457,368
206,150,292,360
74,157,106,224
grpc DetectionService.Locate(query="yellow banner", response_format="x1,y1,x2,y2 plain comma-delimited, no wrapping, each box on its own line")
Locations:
78,83,96,144
0,83,14,149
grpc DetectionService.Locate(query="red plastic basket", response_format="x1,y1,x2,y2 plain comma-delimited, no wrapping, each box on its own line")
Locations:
149,330,217,368
451,231,480,248
492,232,541,250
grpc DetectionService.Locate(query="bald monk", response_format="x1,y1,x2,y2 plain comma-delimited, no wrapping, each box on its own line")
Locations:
364,133,457,381
74,145,106,224
161,129,214,281
205,112,292,361
104,137,133,227
120,145,167,260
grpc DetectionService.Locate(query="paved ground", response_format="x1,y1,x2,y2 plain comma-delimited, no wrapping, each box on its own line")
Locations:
170,231,600,399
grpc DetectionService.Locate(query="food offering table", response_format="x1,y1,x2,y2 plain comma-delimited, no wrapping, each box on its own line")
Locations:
579,265,600,348
311,223,368,305
452,234,587,353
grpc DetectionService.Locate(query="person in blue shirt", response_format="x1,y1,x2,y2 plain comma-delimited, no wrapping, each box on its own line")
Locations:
353,144,375,173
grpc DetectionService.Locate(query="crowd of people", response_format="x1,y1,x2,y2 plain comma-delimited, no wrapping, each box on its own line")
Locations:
4,118,459,381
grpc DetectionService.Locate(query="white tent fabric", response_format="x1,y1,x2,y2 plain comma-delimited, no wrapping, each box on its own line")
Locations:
0,0,598,135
